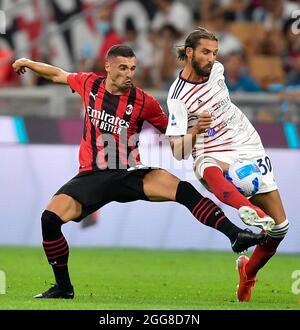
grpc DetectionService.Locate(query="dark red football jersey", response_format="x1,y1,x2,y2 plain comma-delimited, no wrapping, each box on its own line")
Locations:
67,72,168,171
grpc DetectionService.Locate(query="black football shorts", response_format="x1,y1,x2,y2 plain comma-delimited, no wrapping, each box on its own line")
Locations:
55,168,154,222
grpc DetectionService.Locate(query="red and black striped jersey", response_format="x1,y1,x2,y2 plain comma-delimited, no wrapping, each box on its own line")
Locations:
67,72,168,172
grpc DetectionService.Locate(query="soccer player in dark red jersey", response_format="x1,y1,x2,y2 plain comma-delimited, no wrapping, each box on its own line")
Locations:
13,45,265,299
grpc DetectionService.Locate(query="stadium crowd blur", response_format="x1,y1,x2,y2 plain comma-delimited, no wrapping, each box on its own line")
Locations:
1,0,300,122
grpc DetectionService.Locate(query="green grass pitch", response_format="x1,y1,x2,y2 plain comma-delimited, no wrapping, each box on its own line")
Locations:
0,247,299,310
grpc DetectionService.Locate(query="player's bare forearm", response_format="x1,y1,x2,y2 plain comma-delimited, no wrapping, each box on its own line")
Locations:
170,112,212,160
170,126,198,160
12,58,69,84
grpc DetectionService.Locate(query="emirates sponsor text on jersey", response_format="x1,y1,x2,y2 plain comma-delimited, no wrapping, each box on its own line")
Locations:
87,104,130,135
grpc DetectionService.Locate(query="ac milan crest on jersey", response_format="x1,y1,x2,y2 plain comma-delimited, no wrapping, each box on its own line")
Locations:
126,104,133,115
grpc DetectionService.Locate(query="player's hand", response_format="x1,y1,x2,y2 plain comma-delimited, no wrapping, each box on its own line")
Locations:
12,58,30,75
195,111,212,133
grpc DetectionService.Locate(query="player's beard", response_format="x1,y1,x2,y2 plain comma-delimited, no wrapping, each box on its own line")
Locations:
192,57,212,77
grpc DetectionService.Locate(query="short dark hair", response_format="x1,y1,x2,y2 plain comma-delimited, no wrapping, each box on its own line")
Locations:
177,27,218,61
106,44,136,59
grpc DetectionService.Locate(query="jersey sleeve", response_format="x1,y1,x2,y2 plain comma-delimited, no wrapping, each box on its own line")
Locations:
67,72,92,98
143,93,168,132
165,99,188,136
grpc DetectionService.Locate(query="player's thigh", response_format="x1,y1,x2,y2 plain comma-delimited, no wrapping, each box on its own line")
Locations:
250,190,286,224
143,169,180,201
46,194,82,222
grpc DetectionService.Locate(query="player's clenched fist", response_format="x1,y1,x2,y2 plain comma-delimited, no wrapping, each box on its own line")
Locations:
12,58,31,75
194,111,212,133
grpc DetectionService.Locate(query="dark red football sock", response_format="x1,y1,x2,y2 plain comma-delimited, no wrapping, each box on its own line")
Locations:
245,236,283,278
203,166,266,218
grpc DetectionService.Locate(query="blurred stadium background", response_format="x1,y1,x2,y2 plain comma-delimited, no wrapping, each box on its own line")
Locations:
0,0,300,254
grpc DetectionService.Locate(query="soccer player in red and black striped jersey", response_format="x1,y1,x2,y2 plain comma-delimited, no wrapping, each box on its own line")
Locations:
13,45,265,299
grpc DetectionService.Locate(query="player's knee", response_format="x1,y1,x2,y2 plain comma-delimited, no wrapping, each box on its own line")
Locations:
41,210,64,235
46,194,82,221
267,218,289,239
194,157,223,180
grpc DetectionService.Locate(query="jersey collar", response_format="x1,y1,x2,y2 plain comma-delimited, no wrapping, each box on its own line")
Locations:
178,70,209,85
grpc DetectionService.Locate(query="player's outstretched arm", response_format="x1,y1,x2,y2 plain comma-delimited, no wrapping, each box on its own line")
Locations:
12,58,69,84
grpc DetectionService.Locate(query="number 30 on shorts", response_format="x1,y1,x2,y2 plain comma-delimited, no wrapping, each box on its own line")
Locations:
256,156,272,175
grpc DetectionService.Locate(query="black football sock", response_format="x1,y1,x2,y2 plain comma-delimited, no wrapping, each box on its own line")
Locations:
41,210,72,291
175,181,241,243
